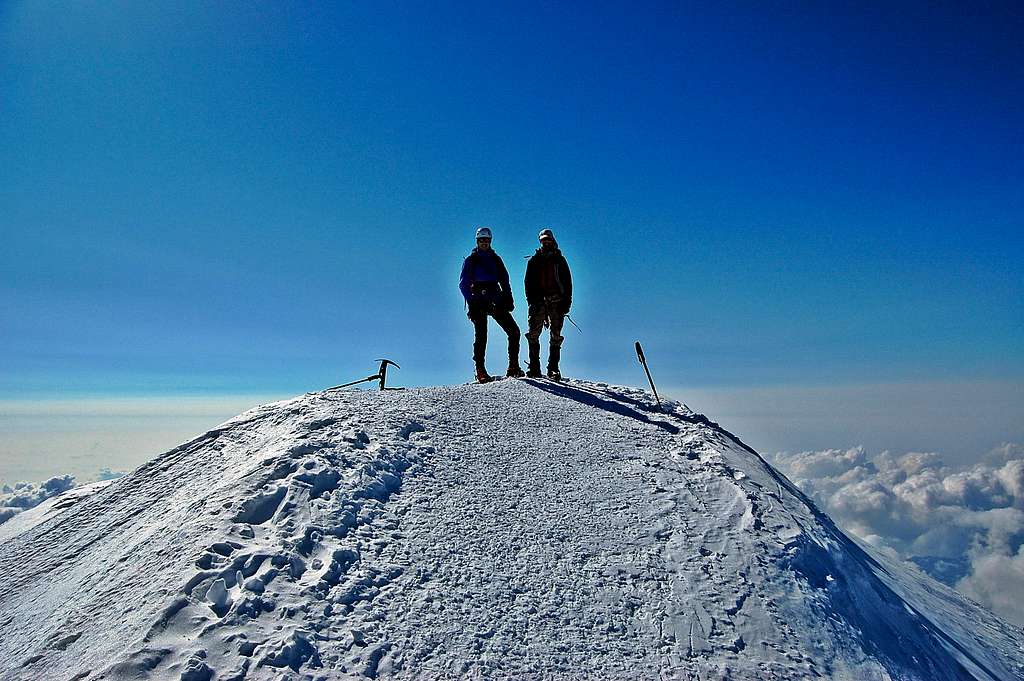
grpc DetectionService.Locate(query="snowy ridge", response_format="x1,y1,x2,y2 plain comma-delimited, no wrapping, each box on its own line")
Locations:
0,379,1022,680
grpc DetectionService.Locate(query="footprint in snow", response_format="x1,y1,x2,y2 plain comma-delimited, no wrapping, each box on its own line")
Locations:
399,421,426,439
232,485,287,525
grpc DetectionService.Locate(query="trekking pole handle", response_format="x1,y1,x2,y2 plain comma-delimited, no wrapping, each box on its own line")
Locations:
635,341,662,408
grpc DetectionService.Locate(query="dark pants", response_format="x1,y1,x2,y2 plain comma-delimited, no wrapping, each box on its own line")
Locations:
525,300,565,370
471,309,520,367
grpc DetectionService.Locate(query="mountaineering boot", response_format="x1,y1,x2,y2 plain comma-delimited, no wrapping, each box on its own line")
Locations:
506,360,525,378
547,346,561,381
526,339,542,378
475,364,492,383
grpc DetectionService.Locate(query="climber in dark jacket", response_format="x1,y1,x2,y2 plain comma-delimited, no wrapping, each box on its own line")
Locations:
524,228,572,380
460,226,524,383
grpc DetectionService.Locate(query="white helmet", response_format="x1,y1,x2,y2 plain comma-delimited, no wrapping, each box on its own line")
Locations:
475,226,493,240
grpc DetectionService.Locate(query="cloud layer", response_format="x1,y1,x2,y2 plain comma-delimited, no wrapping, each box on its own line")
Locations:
772,443,1024,625
0,475,76,524
0,469,125,525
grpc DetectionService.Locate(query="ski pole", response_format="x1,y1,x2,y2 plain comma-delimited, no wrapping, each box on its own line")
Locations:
634,341,661,409
565,314,583,334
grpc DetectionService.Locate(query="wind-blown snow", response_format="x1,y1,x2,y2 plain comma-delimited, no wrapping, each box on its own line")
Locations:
0,380,1022,680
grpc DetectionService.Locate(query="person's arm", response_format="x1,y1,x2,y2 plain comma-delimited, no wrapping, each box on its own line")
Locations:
524,257,536,305
459,256,473,302
497,256,514,310
560,256,572,312
497,256,511,294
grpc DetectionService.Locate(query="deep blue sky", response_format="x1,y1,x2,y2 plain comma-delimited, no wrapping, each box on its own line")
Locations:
1,1,1021,397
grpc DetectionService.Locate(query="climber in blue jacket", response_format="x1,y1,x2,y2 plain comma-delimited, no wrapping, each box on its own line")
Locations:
459,227,524,383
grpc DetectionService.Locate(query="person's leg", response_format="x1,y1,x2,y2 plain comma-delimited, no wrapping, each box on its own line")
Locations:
547,312,565,377
472,312,489,377
524,304,545,377
493,310,523,375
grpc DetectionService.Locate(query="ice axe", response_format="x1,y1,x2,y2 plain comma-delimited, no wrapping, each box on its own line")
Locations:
326,358,404,391
634,341,661,409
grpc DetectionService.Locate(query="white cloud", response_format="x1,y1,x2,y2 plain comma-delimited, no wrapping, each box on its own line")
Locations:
0,474,76,524
97,468,125,481
956,546,1024,627
0,468,125,525
772,443,1024,626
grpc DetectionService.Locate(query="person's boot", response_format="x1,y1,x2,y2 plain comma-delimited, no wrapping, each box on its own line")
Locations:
475,363,492,383
506,357,525,378
526,339,542,378
505,334,524,377
546,346,561,381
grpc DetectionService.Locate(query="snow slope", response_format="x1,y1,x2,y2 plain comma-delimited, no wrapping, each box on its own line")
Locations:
0,379,1021,680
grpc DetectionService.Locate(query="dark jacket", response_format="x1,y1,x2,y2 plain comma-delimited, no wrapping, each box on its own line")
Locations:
460,248,514,312
525,247,572,312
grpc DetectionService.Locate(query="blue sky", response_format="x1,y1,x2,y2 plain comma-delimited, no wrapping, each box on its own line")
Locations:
1,1,1021,403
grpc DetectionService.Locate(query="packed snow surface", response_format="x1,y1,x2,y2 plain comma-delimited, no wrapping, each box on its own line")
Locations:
1,379,1022,680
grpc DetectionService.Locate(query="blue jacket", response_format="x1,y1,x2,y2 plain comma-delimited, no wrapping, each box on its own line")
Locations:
459,248,512,304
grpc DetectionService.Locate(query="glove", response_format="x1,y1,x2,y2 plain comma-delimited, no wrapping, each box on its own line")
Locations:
506,294,515,313
560,299,572,315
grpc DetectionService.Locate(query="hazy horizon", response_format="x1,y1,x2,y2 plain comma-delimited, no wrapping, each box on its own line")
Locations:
3,377,1020,487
